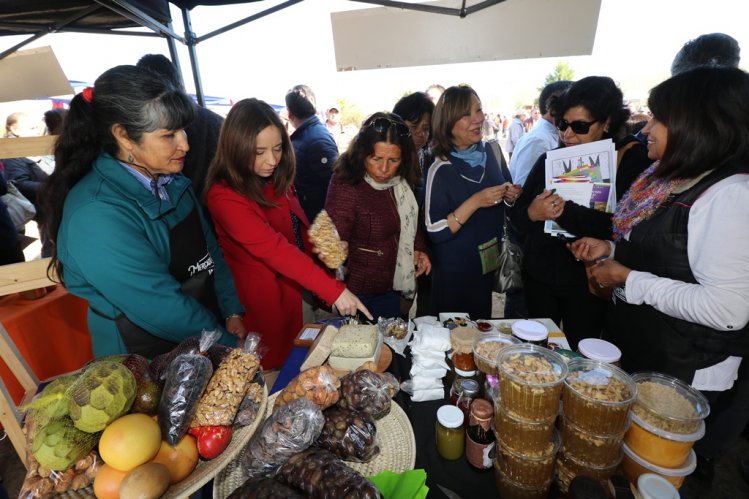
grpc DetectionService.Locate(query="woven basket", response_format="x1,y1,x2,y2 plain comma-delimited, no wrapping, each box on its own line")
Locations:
30,385,267,498
213,392,416,498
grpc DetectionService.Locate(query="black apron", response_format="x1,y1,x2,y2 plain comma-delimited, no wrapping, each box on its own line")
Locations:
113,207,222,358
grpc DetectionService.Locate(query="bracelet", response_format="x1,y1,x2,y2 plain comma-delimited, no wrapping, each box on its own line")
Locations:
452,212,464,226
225,313,244,321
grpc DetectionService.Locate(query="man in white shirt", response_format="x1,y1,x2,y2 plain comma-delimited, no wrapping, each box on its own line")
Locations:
508,81,573,186
505,110,527,159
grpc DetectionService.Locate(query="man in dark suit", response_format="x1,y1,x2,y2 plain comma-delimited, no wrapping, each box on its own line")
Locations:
285,84,339,223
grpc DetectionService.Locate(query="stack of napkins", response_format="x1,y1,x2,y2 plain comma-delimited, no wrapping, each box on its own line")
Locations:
407,323,451,401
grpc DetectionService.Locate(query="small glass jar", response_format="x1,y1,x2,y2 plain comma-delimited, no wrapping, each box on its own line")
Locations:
511,320,549,348
450,378,480,425
577,338,622,367
436,405,465,460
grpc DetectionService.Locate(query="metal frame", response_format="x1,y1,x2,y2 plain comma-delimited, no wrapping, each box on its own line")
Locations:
0,0,502,106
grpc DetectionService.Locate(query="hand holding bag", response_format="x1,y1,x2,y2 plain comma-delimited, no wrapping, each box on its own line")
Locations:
494,214,523,293
1,181,36,231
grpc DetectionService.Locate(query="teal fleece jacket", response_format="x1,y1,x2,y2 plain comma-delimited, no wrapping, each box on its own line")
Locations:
57,153,243,357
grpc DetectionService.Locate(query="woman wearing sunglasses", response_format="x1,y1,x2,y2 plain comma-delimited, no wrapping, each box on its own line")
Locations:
325,112,431,320
424,85,522,320
510,76,650,348
204,99,371,369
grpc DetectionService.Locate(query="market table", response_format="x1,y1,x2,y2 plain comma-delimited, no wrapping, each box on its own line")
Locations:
0,285,92,404
274,317,571,498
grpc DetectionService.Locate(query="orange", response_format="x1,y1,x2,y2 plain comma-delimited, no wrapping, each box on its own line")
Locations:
93,463,127,499
99,413,162,471
150,434,199,484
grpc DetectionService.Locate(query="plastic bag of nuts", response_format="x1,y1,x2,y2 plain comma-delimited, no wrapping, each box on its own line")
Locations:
378,317,411,356
337,369,391,420
274,365,341,410
191,334,261,427
243,398,325,479
316,407,379,462
276,448,381,499
308,210,348,269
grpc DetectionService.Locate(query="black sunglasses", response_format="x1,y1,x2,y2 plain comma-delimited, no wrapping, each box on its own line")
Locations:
557,119,597,134
368,117,411,138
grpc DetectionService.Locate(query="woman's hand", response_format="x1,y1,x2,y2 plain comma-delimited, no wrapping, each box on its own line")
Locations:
474,184,509,208
334,289,373,321
527,189,565,222
225,315,247,340
589,260,631,288
503,184,523,205
568,237,611,262
414,250,432,277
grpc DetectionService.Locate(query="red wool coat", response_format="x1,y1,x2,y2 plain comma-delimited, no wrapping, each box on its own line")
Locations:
207,181,345,369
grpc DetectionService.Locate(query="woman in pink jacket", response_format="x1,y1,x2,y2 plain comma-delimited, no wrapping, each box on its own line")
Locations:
205,98,370,369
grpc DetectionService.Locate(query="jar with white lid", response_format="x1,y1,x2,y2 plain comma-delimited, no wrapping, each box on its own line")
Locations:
577,338,622,366
511,320,549,348
436,405,465,460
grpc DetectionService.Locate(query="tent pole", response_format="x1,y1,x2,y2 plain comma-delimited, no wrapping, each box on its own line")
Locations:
181,8,205,108
165,22,186,92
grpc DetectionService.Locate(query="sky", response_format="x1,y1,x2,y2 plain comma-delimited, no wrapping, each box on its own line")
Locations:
1,0,748,118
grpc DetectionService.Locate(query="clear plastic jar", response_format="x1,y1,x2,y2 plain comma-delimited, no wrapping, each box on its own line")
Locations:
436,405,465,460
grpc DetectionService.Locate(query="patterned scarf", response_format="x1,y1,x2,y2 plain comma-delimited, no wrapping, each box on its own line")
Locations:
612,161,683,241
363,174,418,299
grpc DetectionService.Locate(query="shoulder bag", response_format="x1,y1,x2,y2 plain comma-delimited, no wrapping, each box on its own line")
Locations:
494,213,524,293
486,140,524,293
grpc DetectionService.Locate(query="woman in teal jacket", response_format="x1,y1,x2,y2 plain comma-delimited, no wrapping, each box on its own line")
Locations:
41,66,246,358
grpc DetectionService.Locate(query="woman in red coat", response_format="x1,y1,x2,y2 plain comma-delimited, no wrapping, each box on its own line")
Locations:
205,98,370,369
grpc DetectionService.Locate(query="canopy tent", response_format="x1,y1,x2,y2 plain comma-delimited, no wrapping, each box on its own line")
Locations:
0,0,506,106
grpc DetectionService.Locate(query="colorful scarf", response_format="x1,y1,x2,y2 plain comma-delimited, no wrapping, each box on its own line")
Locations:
612,162,683,241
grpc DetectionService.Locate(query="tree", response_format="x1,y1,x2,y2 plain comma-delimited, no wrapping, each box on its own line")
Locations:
543,62,575,86
336,97,365,128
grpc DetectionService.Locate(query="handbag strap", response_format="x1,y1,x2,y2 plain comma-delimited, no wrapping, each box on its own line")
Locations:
487,139,513,184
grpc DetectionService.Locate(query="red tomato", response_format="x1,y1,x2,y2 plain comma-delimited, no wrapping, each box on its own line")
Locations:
188,425,233,460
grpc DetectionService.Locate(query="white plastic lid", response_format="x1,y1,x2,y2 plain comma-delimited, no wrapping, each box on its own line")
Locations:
437,405,464,428
578,338,622,363
637,473,679,499
511,320,549,342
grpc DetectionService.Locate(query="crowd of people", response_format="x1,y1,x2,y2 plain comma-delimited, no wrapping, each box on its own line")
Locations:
1,31,747,488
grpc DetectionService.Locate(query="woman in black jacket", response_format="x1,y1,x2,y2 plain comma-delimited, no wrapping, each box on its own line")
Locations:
510,76,650,348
